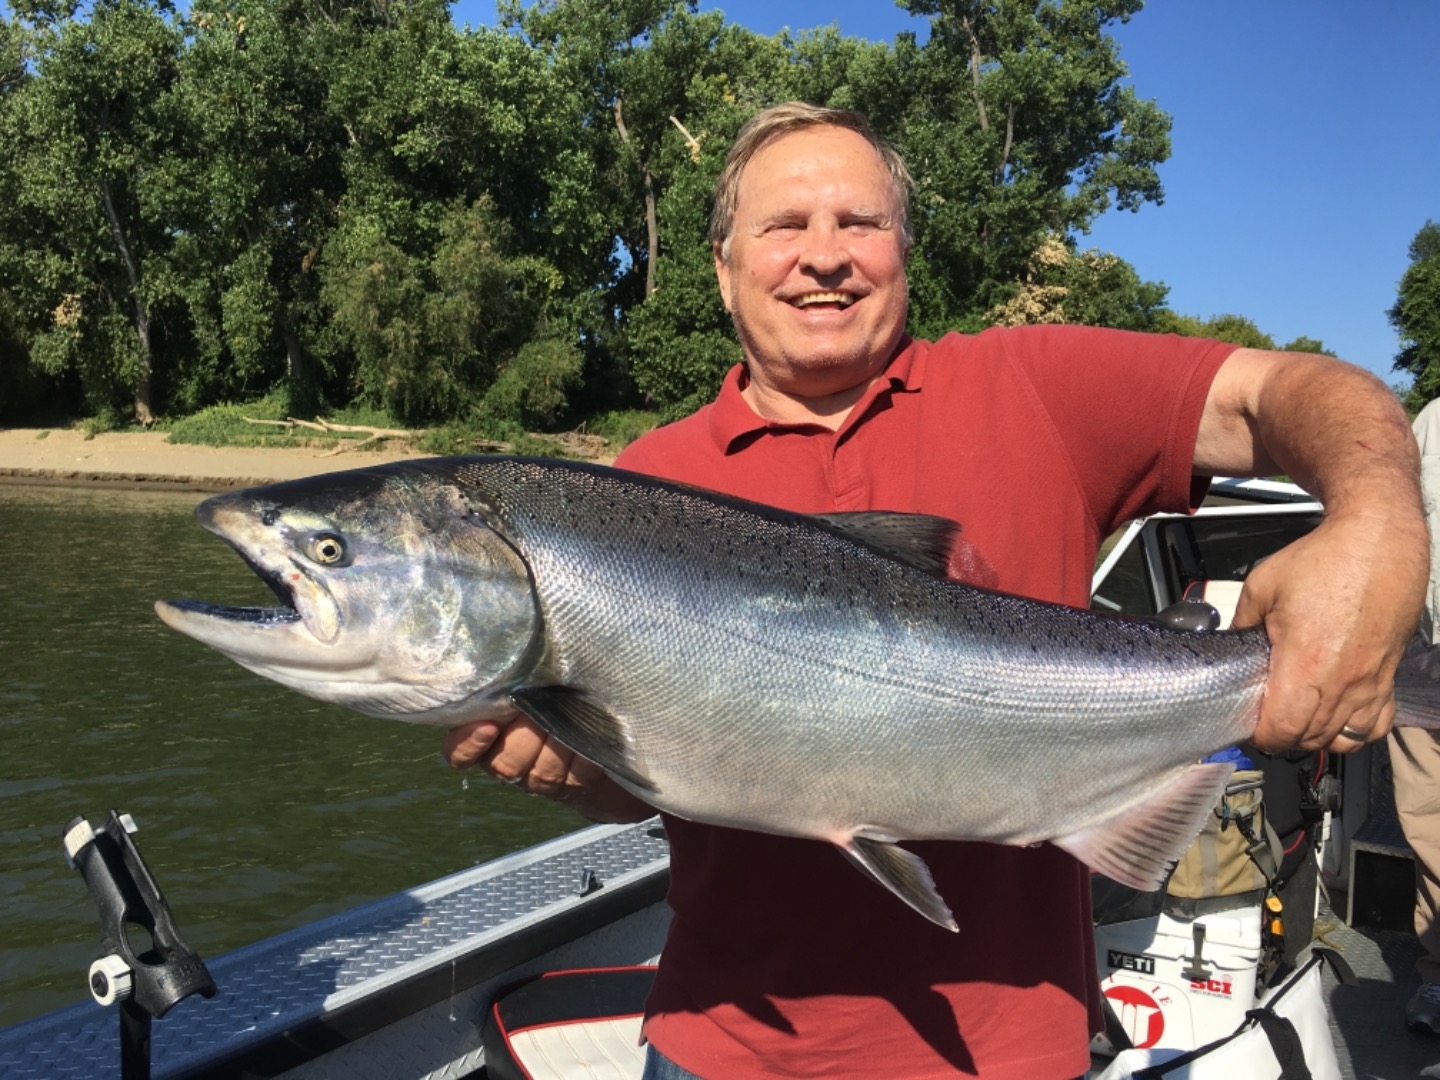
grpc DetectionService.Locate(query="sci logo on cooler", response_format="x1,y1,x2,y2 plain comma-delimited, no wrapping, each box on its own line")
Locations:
1103,984,1165,1049
1189,976,1234,997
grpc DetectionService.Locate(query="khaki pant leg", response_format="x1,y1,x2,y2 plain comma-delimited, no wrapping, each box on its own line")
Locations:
1391,726,1440,982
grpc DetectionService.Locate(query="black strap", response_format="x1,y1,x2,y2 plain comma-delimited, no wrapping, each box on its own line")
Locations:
1131,1032,1227,1077
1247,1009,1313,1080
1163,887,1268,918
1131,993,1317,1078
1101,992,1136,1055
1233,812,1279,887
1309,946,1358,987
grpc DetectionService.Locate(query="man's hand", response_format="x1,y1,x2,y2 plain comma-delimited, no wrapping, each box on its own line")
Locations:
1196,348,1428,754
443,714,654,824
1232,508,1427,753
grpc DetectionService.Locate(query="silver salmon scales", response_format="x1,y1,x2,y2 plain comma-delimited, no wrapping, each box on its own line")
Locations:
159,456,1289,928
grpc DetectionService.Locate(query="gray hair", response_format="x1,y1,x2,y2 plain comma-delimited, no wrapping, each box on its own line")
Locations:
710,101,914,261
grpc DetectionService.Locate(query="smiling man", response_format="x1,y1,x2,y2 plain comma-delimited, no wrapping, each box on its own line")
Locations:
711,121,911,422
445,103,1427,1078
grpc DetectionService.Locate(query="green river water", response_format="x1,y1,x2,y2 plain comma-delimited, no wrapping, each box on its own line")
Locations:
0,483,579,1028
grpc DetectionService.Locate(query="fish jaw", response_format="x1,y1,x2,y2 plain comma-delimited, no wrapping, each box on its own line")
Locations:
156,469,541,724
153,596,430,715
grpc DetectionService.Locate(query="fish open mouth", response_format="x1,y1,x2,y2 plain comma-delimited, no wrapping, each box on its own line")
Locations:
161,597,301,626
173,536,345,656
162,544,302,626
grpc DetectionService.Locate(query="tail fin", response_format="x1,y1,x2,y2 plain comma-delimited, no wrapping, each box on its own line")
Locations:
1395,632,1440,728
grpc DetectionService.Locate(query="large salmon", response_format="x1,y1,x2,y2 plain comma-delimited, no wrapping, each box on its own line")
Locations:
156,457,1440,929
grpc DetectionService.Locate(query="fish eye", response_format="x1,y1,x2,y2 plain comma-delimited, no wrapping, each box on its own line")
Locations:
306,533,349,566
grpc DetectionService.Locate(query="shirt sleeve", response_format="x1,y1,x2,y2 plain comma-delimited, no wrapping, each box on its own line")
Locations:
987,325,1237,534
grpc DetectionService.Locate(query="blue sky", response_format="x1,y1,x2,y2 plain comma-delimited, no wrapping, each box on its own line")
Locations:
452,1,1439,383
1078,2,1440,385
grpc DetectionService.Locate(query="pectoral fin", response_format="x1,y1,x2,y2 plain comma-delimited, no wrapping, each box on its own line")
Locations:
508,685,658,794
838,835,958,932
1052,761,1234,890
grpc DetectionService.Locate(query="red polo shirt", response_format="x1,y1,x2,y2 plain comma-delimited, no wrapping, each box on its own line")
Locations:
616,325,1236,1079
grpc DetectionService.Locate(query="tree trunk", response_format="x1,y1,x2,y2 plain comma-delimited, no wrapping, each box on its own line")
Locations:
613,97,659,297
98,178,155,425
280,313,306,385
958,13,990,133
640,166,658,296
996,101,1016,185
242,222,308,388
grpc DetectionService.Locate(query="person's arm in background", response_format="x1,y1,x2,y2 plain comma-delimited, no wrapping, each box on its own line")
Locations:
1194,348,1428,752
1412,399,1440,640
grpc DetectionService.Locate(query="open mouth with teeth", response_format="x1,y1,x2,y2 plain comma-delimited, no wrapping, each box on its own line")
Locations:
155,518,347,662
790,291,856,310
161,545,303,627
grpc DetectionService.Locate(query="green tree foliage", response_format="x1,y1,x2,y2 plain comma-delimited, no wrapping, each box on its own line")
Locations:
322,198,563,424
1154,315,1338,356
0,0,1216,433
1192,314,1275,350
625,148,742,418
1281,336,1330,356
985,234,1168,331
165,0,351,415
498,0,757,414
0,16,47,421
1391,221,1440,407
894,0,1171,336
1156,311,1275,350
7,0,186,424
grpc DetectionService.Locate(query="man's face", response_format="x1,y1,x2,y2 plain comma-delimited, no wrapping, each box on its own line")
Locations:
716,125,909,400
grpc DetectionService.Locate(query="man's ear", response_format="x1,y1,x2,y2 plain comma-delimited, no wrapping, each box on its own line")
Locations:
714,242,732,313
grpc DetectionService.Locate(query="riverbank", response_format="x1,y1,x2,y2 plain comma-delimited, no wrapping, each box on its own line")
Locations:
0,426,436,491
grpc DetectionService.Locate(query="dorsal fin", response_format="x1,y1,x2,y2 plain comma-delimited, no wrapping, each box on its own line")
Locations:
1145,599,1222,633
809,512,961,577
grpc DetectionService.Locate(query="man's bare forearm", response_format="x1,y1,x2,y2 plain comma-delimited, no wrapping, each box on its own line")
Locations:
1198,349,1422,516
1197,348,1428,752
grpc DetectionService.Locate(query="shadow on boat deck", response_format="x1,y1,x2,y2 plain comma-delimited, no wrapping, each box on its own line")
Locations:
1318,891,1439,1079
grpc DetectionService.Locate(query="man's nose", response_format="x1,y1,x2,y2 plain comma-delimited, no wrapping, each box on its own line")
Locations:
798,224,849,277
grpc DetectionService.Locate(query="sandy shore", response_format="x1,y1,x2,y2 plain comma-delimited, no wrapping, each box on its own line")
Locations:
0,427,433,491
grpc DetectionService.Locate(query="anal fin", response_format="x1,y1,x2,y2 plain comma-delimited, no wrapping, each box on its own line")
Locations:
1053,762,1234,890
508,685,658,794
838,835,958,932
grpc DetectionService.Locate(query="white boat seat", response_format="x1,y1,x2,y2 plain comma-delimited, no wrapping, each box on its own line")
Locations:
483,965,655,1080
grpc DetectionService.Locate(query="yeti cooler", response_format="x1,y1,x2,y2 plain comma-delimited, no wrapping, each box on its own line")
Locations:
1092,904,1263,1056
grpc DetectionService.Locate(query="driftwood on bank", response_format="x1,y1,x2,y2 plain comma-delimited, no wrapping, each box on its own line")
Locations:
242,416,423,455
240,417,613,462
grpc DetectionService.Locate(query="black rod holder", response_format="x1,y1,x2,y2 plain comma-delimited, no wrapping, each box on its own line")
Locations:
64,810,217,1079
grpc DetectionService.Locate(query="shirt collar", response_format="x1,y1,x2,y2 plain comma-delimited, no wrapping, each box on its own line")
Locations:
707,335,924,454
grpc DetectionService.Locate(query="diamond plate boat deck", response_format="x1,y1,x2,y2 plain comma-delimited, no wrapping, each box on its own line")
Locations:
5,814,1440,1079
1317,891,1440,1080
0,820,670,1079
